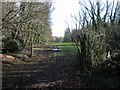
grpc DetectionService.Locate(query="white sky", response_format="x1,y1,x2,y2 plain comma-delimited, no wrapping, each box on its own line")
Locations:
50,0,118,37
51,0,80,37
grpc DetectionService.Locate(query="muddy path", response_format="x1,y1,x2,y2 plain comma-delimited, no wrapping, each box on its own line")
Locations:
2,47,82,89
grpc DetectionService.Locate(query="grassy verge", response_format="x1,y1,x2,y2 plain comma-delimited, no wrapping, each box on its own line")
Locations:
51,42,77,55
51,42,74,46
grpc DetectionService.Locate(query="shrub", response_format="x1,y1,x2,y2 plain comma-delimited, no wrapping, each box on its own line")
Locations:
2,37,23,53
6,39,22,53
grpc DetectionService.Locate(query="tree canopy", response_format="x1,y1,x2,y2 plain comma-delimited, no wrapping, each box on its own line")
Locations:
1,1,53,53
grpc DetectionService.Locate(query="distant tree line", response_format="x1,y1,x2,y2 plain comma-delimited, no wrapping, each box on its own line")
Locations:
63,28,72,42
53,36,63,42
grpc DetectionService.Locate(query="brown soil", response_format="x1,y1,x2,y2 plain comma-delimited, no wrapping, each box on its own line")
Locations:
2,49,84,89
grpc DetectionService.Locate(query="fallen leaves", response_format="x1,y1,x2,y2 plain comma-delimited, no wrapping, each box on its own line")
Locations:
0,54,24,65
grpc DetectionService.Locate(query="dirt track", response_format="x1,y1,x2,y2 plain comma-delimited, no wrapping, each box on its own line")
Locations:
2,49,83,89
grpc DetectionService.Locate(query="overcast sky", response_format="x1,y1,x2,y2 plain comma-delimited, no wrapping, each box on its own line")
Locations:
50,0,118,37
50,0,80,37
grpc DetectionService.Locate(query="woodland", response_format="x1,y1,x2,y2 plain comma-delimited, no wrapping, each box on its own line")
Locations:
1,0,120,89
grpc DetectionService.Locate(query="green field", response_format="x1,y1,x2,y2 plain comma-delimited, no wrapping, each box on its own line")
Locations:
51,42,77,55
52,42,74,46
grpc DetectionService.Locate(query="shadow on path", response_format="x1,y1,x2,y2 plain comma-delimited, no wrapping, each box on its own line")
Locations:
2,48,80,89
